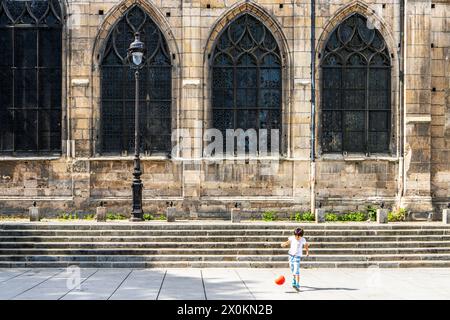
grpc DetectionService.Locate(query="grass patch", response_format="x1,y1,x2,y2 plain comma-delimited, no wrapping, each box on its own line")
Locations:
0,216,27,221
156,214,166,221
106,213,127,220
325,213,338,222
339,212,367,222
84,214,95,221
143,213,166,221
58,212,77,220
57,212,96,221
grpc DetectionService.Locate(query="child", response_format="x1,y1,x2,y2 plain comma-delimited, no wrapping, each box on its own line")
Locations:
281,227,309,289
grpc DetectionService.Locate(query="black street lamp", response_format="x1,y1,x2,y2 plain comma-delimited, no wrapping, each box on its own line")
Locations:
128,32,145,222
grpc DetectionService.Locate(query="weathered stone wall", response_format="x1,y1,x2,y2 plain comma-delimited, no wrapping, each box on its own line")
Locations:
0,0,448,217
430,0,450,215
0,160,73,216
314,0,401,212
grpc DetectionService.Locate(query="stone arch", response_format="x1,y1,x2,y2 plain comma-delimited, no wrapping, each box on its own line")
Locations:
90,0,180,156
315,0,400,157
204,0,290,68
92,0,179,69
317,0,396,59
203,0,293,156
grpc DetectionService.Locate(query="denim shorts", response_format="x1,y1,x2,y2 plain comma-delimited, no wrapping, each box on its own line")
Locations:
289,255,301,276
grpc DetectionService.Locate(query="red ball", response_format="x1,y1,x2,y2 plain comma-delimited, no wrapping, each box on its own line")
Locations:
275,275,285,285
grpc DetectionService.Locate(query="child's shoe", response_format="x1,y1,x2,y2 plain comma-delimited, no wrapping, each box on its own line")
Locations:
291,279,297,288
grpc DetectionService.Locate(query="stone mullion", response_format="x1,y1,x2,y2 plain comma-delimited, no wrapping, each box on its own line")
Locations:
67,2,95,211
290,0,312,206
180,0,203,211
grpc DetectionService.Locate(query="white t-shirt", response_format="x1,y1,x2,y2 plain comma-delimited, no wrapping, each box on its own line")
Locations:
288,236,307,257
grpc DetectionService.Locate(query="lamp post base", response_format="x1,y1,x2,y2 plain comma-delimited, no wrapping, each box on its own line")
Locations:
130,178,143,222
130,216,144,222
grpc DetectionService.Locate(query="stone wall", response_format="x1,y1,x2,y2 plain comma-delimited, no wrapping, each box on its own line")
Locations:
430,0,450,215
0,0,448,217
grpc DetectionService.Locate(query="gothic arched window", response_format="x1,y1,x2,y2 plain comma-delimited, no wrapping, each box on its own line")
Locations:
101,5,172,155
211,14,282,152
321,13,391,154
0,0,62,154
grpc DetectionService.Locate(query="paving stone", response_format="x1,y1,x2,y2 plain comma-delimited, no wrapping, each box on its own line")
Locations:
202,268,253,300
109,269,166,300
1,268,450,300
157,269,205,300
0,269,62,300
13,268,98,300
61,269,131,300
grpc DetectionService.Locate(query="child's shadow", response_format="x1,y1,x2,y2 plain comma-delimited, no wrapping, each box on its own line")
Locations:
299,286,358,292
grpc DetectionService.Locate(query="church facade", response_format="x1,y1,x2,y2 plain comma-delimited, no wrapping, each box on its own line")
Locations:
0,0,448,218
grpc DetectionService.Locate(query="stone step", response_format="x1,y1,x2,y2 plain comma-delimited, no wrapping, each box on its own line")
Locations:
2,223,450,231
1,241,450,249
2,235,450,243
2,247,450,256
1,260,450,269
0,254,450,262
2,222,449,268
3,229,450,237
1,253,450,263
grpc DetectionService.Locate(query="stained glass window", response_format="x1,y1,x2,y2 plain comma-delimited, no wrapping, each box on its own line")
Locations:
0,0,62,154
100,5,172,155
321,14,391,154
212,14,282,153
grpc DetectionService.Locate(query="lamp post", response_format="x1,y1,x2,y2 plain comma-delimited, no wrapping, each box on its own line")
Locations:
128,32,145,222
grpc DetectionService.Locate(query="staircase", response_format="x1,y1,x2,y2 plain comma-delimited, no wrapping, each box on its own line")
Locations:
1,222,450,268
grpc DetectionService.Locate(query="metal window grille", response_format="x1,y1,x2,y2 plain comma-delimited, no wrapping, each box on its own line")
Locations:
321,14,391,154
0,0,62,155
211,14,282,152
100,5,172,155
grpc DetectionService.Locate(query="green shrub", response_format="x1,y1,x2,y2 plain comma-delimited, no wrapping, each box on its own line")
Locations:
325,213,338,222
388,208,407,222
291,212,314,222
262,211,277,221
58,212,78,220
339,212,367,222
156,214,166,221
366,205,377,221
58,212,70,220
302,212,315,221
106,213,127,220
84,214,95,220
143,213,154,221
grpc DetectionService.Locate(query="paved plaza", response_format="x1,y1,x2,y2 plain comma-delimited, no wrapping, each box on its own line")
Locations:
0,268,449,300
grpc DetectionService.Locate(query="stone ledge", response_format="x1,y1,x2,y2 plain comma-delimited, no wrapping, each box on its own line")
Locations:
0,157,62,161
406,115,432,123
71,78,90,87
319,154,399,162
